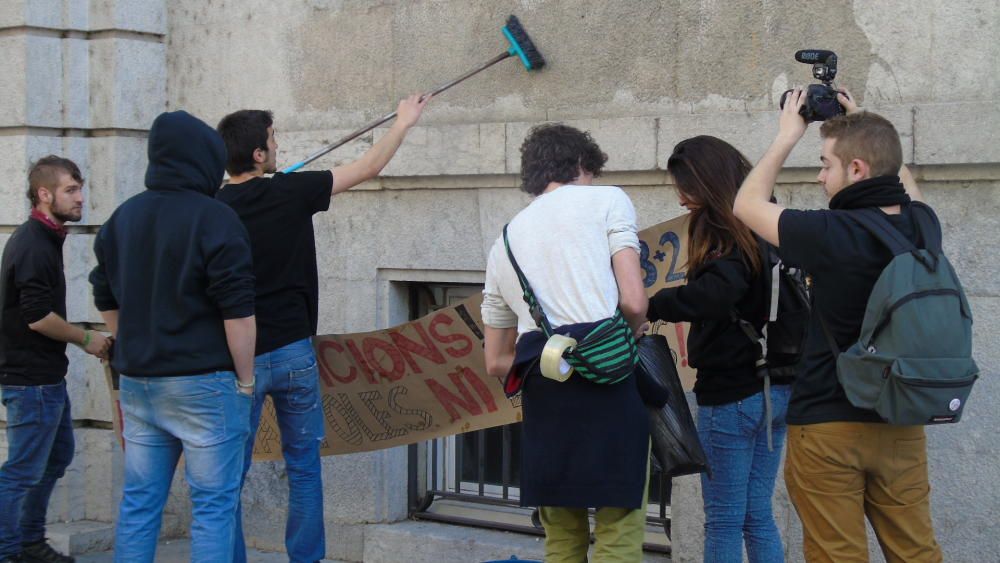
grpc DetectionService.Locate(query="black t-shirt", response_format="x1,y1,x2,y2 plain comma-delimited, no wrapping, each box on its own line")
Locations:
217,171,333,355
0,219,68,384
778,204,932,425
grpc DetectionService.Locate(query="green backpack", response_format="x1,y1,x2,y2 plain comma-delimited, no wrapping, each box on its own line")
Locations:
820,204,979,425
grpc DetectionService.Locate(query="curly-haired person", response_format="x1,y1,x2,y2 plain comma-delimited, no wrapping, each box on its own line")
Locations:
482,123,651,562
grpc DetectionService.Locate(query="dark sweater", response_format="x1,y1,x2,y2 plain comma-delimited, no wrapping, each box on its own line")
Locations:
90,110,256,377
647,247,783,406
0,218,68,384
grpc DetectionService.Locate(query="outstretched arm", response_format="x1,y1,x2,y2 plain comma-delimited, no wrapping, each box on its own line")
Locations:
733,88,809,246
331,94,432,195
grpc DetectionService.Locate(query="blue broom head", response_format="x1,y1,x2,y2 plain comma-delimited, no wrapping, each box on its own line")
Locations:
503,15,545,71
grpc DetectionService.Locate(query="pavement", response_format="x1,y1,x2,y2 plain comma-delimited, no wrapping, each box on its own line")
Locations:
74,539,347,562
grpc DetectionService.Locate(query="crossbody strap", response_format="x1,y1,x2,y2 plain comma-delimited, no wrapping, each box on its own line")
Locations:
502,224,555,336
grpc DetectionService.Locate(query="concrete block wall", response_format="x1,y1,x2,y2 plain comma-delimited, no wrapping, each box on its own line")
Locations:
165,1,998,561
3,0,998,560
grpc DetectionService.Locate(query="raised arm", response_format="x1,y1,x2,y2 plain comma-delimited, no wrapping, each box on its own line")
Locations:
898,163,925,203
733,88,809,246
330,94,431,195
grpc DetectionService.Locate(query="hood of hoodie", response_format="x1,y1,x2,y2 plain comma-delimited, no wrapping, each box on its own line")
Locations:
144,110,227,197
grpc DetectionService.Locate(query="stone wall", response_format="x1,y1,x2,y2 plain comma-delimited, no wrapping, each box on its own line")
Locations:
2,0,997,561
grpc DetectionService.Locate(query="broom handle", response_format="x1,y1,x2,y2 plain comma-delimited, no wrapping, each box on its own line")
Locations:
282,51,513,173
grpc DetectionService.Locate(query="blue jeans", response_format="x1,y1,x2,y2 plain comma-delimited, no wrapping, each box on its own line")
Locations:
115,372,251,563
698,385,791,563
0,382,74,558
234,338,324,563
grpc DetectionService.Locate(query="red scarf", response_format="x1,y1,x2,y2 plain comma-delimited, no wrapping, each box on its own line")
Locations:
30,208,68,240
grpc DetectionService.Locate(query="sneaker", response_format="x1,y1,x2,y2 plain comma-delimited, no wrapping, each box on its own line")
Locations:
20,541,72,563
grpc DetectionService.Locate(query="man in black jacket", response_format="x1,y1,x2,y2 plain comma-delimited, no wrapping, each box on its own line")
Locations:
0,156,111,563
90,111,257,562
734,90,942,561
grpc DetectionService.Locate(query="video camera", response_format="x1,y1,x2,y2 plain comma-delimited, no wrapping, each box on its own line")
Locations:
779,50,846,122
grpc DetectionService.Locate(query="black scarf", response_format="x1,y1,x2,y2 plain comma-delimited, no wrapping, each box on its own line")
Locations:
828,175,910,210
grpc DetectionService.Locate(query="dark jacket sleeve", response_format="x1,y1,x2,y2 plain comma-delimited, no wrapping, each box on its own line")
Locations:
647,250,750,323
89,225,119,312
202,208,256,319
15,248,58,324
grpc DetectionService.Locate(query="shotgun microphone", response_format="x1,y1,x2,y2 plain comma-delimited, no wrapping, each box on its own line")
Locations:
794,50,836,64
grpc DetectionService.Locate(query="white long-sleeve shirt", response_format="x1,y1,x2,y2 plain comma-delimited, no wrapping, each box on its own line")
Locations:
482,184,640,335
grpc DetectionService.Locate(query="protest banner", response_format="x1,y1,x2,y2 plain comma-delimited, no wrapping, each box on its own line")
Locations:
636,213,696,389
105,213,693,460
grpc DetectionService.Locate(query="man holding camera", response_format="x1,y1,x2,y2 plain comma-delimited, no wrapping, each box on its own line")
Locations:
733,89,943,561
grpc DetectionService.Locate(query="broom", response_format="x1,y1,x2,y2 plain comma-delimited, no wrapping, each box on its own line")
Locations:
281,15,545,173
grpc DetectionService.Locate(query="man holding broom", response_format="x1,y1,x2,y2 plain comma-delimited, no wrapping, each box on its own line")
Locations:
216,93,430,562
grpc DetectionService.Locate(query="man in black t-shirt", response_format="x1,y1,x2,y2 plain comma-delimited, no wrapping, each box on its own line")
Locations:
0,156,110,563
733,90,943,561
216,94,430,563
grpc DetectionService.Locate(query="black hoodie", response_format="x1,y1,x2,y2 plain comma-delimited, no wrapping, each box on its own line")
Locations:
647,247,777,406
89,111,255,377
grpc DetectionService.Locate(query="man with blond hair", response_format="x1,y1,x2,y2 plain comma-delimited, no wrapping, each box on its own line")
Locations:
734,89,943,562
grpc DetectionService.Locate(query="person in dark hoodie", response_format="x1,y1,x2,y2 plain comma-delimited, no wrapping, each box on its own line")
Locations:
89,111,257,563
647,136,791,562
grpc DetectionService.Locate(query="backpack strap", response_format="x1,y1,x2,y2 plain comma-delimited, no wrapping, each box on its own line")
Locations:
845,207,936,271
909,202,943,256
502,224,555,337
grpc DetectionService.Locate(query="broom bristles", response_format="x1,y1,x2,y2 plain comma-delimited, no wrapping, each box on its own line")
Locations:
504,15,546,70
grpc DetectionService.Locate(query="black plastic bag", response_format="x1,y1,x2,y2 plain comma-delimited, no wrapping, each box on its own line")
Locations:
637,333,710,478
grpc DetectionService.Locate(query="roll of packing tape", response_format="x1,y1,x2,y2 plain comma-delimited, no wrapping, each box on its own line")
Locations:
540,334,577,382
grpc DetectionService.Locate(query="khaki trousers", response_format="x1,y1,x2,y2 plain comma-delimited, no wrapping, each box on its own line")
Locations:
539,454,650,563
785,422,943,563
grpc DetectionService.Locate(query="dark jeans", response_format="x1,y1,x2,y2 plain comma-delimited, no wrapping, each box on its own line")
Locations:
0,381,74,558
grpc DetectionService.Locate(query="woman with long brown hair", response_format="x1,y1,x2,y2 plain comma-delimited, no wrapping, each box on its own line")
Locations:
648,136,791,562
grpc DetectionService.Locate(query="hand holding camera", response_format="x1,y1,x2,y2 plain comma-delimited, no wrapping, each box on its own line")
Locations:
779,49,847,122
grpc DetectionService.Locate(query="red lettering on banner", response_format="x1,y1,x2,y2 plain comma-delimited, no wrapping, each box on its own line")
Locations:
454,366,497,413
346,340,377,384
363,337,407,381
316,340,354,386
428,313,473,358
389,324,447,373
425,368,484,422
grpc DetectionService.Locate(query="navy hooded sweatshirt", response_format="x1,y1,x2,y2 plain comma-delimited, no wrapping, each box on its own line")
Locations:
89,111,255,377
